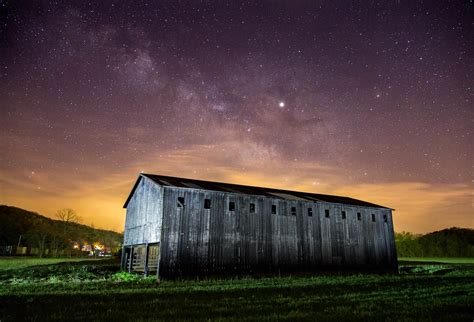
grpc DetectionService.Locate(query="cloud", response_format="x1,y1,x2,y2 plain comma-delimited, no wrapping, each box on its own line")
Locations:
101,142,474,234
332,182,473,233
2,5,471,234
1,131,472,234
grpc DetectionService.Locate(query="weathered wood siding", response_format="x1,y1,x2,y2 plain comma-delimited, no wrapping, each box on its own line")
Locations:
158,187,397,277
123,177,163,246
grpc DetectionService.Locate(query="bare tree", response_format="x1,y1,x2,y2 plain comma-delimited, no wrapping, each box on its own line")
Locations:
55,208,81,224
55,208,82,256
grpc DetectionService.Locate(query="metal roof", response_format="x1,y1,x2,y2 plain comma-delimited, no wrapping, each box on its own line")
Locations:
123,173,391,209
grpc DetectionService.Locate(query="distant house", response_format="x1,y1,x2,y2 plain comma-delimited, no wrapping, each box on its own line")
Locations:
122,174,397,278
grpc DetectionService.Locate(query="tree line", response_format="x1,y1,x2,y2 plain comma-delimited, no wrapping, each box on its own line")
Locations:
395,227,474,257
2,205,472,258
0,205,122,257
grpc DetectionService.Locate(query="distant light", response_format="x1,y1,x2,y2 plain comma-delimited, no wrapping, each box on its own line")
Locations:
279,102,285,108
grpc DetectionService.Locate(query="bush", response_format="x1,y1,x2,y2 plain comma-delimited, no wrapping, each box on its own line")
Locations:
112,271,142,282
67,265,98,281
399,265,454,275
395,228,474,257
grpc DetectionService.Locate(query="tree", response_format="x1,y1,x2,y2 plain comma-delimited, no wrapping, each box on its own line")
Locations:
395,232,422,257
55,208,82,256
24,218,52,258
55,208,81,224
48,223,62,257
85,229,97,256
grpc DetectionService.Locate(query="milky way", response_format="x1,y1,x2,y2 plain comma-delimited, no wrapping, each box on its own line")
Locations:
0,1,472,232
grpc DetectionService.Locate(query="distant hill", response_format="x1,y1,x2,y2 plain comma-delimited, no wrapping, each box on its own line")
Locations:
2,205,472,259
396,227,474,258
0,205,122,257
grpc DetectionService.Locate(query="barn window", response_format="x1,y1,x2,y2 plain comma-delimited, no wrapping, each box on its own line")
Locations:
177,197,185,208
204,198,211,209
308,208,313,216
271,204,277,214
372,214,376,222
291,206,296,216
250,203,255,213
325,209,330,218
357,212,361,221
341,211,346,219
229,201,235,211
383,214,387,223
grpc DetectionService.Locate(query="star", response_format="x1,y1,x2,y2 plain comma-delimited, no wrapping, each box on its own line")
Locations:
0,0,470,234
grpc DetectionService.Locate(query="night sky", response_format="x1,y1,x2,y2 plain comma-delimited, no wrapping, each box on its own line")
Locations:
1,1,472,233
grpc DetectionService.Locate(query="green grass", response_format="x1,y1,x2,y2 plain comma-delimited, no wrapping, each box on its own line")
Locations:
0,258,473,321
0,257,109,271
398,257,474,264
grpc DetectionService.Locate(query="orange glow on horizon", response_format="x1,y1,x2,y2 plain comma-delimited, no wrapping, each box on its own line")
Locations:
1,142,472,234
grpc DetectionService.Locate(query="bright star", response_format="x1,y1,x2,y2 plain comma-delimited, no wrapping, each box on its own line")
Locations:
279,102,285,107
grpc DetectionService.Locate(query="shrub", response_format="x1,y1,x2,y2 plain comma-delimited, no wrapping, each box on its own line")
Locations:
112,271,142,282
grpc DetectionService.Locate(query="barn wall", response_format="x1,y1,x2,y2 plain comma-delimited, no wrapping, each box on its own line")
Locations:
317,204,396,268
159,187,397,277
123,177,163,246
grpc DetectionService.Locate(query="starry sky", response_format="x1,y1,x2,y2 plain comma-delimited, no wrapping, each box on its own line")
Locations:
1,1,472,233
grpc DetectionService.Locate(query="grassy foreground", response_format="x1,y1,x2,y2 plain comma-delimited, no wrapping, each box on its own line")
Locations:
0,257,108,271
398,257,474,264
0,258,473,321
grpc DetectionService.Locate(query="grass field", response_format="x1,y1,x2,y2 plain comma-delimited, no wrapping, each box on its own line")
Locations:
0,257,473,321
0,257,108,271
398,257,474,264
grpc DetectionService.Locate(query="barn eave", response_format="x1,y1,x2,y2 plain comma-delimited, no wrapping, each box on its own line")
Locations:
123,174,163,208
123,173,392,210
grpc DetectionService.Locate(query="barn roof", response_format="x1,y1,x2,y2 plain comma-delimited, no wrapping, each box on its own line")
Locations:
124,173,391,209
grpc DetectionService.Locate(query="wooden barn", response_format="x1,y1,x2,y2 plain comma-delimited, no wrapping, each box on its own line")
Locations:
121,173,398,278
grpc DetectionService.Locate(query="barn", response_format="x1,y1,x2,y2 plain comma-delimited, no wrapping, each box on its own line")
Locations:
121,173,398,278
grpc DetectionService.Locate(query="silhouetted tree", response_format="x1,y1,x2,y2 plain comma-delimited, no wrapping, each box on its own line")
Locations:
55,208,82,256
55,208,81,224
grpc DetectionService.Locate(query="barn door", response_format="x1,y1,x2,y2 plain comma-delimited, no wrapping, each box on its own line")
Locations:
132,245,147,272
146,243,160,275
123,243,160,276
